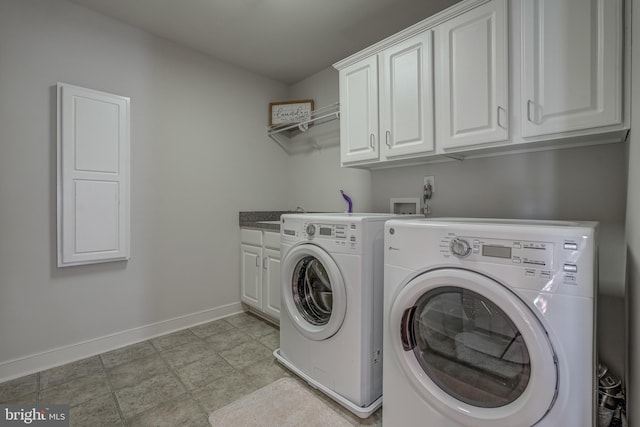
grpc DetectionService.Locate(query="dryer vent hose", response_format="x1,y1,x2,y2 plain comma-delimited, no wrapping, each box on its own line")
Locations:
340,190,353,213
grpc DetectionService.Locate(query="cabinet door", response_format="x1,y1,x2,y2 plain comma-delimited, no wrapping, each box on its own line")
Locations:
521,0,623,137
339,56,380,165
436,0,508,150
240,244,262,310
263,248,281,320
379,31,435,159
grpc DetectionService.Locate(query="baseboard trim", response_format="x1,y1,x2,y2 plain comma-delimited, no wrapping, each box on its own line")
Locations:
0,302,244,383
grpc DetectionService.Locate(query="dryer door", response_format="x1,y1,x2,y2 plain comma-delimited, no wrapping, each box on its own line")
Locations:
281,243,347,341
389,268,557,427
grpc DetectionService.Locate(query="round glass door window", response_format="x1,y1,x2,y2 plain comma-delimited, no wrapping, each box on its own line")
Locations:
291,256,333,326
403,286,531,408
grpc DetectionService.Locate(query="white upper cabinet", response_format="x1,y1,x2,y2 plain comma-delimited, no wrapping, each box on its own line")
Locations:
334,0,627,168
379,31,435,159
339,56,380,164
435,0,508,150
338,30,435,166
521,0,623,137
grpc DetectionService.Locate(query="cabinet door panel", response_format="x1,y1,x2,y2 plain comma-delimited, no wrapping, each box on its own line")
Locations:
263,248,281,319
380,31,435,158
339,56,379,164
240,244,262,309
436,0,508,149
522,0,622,136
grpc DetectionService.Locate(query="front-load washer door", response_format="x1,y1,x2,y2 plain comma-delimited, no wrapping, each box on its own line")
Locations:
389,268,558,427
281,243,347,341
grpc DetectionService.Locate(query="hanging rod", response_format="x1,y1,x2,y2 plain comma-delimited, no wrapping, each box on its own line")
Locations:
268,102,340,135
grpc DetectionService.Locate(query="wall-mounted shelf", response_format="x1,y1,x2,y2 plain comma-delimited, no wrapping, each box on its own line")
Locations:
267,102,340,153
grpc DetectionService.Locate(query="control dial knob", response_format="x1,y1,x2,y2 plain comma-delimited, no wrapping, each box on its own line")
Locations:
306,224,316,237
450,238,472,257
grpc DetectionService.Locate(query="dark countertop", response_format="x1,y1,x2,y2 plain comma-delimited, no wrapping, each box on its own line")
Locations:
238,211,291,231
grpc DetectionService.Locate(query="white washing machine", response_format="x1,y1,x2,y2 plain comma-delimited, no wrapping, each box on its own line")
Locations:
383,218,598,427
274,213,418,418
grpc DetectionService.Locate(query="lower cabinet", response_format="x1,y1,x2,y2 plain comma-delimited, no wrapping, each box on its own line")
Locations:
240,229,280,322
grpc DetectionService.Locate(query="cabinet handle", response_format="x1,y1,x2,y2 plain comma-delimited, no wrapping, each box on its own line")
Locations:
369,133,376,150
263,257,267,269
497,106,507,130
255,256,260,268
385,130,392,148
527,100,534,123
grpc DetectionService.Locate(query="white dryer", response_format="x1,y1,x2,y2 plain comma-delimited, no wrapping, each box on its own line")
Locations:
383,218,598,427
274,213,418,418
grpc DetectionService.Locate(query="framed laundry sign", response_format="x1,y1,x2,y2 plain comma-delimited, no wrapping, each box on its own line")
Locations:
269,99,314,126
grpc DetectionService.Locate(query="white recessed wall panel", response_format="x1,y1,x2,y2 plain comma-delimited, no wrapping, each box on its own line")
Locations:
74,97,119,173
58,83,130,267
74,180,119,254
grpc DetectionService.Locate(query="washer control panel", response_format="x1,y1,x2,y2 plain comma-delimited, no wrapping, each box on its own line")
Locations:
441,234,555,270
301,221,359,250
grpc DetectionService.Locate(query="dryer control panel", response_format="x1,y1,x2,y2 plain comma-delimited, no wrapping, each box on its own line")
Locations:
441,235,555,270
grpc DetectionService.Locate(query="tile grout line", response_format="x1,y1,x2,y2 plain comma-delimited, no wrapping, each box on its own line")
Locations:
166,332,212,422
36,372,40,404
183,324,235,421
160,345,197,407
155,330,223,424
124,342,189,424
98,351,128,427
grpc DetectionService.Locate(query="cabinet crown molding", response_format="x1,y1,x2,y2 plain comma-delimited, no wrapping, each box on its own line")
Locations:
333,0,490,70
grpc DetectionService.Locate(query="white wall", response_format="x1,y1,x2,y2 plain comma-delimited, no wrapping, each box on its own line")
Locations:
370,144,628,377
625,0,640,422
287,68,372,213
0,0,290,380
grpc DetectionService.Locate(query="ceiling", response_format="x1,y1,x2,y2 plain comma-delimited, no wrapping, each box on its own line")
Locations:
70,0,461,85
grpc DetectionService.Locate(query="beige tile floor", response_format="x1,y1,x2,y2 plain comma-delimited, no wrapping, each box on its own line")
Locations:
0,312,382,426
